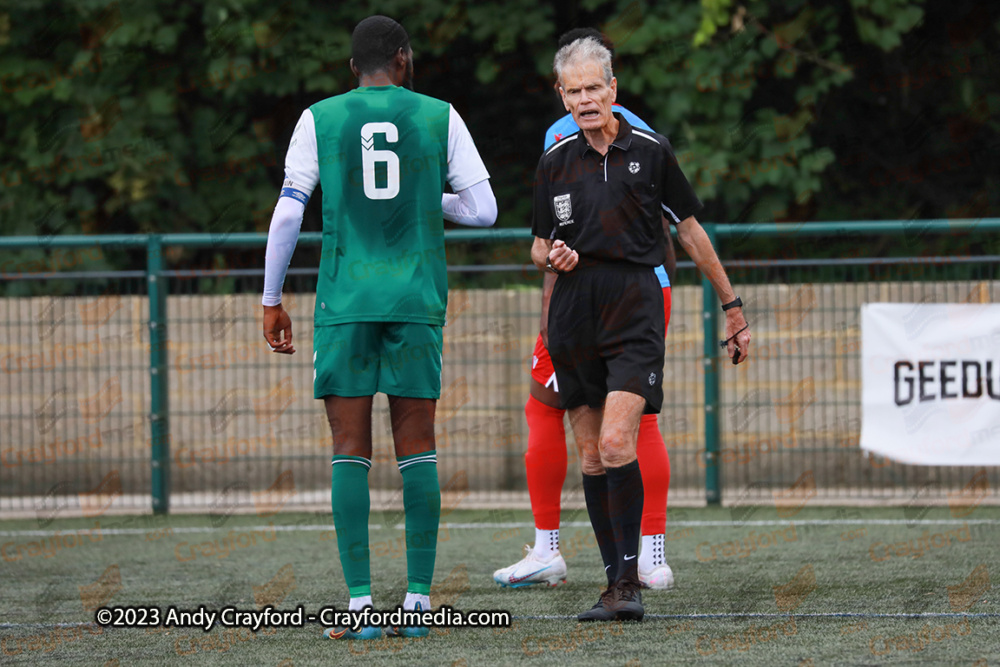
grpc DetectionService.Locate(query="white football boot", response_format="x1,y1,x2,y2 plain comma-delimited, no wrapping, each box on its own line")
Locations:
493,545,567,588
639,561,675,590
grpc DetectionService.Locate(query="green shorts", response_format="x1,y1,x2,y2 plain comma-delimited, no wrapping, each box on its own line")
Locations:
313,322,443,399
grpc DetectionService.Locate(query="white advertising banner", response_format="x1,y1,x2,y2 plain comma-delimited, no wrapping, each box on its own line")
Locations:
861,303,1000,465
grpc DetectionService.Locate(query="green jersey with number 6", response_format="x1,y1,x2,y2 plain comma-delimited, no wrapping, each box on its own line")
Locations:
300,86,487,326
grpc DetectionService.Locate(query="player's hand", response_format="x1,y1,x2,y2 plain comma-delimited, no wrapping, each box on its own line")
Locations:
263,304,295,355
724,310,750,365
550,239,579,272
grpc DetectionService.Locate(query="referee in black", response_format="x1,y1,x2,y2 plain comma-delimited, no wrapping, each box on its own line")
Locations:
530,37,751,622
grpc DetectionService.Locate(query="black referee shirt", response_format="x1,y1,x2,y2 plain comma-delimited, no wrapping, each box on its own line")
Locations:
531,113,703,267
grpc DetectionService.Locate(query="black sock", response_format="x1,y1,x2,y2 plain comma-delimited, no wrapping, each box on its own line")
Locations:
606,460,644,584
582,473,616,588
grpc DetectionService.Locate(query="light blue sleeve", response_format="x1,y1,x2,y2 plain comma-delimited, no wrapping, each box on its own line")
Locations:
614,105,653,133
543,114,580,150
654,265,670,288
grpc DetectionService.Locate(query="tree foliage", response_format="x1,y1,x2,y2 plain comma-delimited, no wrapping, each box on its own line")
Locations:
1,0,997,277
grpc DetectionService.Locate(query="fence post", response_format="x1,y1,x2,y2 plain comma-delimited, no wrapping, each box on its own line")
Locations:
148,235,170,514
701,224,721,505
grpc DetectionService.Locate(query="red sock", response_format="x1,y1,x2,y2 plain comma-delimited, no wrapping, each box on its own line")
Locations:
636,413,669,535
524,395,567,530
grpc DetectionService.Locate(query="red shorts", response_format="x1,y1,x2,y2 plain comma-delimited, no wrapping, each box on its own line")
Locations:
531,286,671,389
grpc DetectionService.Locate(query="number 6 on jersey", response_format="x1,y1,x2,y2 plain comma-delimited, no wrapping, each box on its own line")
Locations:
361,122,400,200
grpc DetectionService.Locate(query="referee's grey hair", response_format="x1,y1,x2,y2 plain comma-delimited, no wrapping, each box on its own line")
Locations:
553,37,614,87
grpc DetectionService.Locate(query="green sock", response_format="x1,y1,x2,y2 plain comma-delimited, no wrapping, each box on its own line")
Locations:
331,455,372,598
397,451,440,595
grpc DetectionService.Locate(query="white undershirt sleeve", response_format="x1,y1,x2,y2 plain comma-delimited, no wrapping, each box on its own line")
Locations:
442,180,497,227
262,109,318,306
446,105,490,191
262,197,305,306
280,109,319,202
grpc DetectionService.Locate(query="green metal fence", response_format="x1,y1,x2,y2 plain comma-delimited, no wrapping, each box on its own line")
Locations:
2,220,999,519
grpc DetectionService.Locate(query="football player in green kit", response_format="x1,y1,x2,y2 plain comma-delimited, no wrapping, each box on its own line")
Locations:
261,15,496,639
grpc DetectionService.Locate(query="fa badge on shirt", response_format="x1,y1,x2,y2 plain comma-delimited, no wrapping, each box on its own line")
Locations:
554,193,573,226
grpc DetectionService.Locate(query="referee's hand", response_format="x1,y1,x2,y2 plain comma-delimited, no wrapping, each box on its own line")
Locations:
549,240,579,272
263,304,296,355
724,310,750,365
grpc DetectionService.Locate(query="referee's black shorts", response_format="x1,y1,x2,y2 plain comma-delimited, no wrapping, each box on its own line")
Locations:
547,263,665,414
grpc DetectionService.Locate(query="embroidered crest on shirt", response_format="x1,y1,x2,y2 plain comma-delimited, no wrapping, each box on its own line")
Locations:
629,161,640,174
554,194,573,222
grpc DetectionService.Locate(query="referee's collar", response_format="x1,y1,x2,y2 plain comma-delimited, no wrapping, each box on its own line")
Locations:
578,112,633,156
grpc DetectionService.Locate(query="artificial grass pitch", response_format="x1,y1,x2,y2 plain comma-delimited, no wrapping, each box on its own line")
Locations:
1,506,998,665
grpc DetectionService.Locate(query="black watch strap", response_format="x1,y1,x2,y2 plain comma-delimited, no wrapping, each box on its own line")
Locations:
546,255,564,275
722,296,743,311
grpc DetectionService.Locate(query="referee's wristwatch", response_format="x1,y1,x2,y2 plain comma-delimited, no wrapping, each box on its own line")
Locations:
545,254,565,275
721,296,743,311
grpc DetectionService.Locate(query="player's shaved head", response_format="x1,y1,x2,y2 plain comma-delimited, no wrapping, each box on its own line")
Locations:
351,15,411,76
